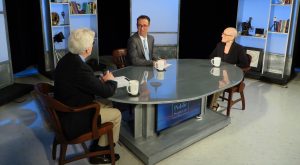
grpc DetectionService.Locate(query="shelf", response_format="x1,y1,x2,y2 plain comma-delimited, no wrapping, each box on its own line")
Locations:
70,14,97,16
271,4,292,6
50,2,69,5
261,72,290,85
268,31,288,35
238,34,266,39
52,24,70,28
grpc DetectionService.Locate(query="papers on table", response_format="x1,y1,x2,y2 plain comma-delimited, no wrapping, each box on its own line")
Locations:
113,76,129,88
154,63,172,70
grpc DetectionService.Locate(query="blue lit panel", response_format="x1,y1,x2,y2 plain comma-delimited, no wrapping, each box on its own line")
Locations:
156,99,201,132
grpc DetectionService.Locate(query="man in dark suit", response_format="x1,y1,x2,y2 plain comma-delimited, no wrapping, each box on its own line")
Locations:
127,15,158,66
54,28,121,164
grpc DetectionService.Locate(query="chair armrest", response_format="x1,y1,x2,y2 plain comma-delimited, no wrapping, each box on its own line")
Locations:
72,102,101,138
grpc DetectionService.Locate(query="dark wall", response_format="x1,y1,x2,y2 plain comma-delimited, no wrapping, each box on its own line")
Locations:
179,1,238,59
98,0,130,56
5,0,44,73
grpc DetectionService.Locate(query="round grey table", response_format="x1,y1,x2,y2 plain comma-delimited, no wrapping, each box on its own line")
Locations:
110,59,243,104
108,59,244,165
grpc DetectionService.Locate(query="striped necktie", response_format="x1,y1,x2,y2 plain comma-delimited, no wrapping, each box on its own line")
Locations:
143,39,150,60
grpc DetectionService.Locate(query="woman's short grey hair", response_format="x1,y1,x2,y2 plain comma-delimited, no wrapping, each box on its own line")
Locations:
227,27,238,38
68,28,95,54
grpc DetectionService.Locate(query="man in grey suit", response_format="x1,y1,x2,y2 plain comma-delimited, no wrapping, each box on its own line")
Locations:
128,15,158,66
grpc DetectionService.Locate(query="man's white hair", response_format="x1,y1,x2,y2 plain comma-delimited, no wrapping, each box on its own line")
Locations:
68,28,95,54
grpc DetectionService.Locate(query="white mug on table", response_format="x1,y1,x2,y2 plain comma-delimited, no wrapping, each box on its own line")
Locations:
127,80,139,96
211,57,221,67
155,60,165,71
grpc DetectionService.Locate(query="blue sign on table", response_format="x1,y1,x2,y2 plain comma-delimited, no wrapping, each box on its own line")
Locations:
156,99,201,132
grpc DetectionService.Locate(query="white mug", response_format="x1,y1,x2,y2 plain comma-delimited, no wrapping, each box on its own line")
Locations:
155,60,165,71
210,67,220,76
127,80,139,96
211,57,221,67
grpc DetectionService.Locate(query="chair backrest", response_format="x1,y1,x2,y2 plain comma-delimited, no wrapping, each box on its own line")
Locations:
112,48,128,69
34,83,101,143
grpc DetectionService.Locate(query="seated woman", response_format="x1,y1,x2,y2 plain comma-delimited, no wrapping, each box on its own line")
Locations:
209,27,249,111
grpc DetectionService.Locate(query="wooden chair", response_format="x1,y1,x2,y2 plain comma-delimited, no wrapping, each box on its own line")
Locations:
112,48,128,69
34,83,115,165
220,54,252,116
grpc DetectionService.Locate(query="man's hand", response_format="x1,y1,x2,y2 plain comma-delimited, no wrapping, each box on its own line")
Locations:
100,70,115,82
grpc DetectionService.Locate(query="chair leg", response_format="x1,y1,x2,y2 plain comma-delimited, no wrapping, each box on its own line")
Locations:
221,91,225,101
107,130,115,165
240,91,245,110
52,137,58,160
226,92,234,116
59,144,68,165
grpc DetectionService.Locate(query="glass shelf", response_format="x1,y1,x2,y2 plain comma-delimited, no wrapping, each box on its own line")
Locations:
70,14,97,16
50,2,69,5
52,24,70,28
238,34,266,39
268,31,288,35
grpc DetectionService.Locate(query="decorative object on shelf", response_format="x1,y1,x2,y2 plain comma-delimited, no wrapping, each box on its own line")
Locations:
53,32,65,43
241,17,253,36
274,0,293,5
51,12,60,26
245,47,263,72
53,32,66,64
269,16,278,31
276,0,285,4
255,28,265,37
61,11,65,25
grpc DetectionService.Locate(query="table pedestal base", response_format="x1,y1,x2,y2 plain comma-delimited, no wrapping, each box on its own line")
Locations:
119,110,230,165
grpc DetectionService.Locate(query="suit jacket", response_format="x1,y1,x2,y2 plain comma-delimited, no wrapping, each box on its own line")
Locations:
209,42,249,68
54,52,117,140
127,32,157,66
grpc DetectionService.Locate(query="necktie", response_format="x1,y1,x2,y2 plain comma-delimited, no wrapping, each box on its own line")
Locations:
143,39,150,60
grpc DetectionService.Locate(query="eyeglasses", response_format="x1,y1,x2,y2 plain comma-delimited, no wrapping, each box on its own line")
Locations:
137,24,149,28
222,33,233,37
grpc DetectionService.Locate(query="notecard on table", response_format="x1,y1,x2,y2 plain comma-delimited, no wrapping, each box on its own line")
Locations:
113,76,129,88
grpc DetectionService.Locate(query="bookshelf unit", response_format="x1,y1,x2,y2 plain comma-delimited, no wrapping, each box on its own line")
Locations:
0,0,13,89
236,0,299,84
48,0,98,68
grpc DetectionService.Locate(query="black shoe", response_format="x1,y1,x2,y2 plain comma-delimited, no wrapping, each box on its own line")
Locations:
89,153,120,164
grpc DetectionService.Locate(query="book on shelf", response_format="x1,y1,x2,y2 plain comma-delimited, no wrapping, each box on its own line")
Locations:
70,1,96,14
